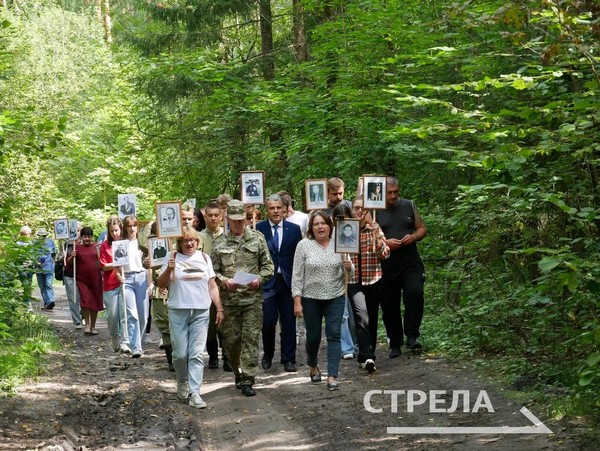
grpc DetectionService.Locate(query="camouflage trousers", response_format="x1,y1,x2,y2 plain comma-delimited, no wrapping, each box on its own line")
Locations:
221,302,263,385
151,297,171,346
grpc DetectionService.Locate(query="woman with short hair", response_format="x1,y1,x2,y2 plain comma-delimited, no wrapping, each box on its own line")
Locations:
67,227,103,335
158,226,224,409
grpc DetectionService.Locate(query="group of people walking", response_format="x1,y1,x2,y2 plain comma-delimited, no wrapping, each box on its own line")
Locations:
18,175,426,410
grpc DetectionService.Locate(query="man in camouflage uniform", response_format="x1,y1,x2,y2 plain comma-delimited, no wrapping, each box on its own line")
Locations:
212,200,274,396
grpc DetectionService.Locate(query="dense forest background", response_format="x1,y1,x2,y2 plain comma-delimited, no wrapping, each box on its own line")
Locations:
1,0,598,422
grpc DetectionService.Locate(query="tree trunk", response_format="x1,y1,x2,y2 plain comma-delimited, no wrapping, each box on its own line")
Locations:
292,0,309,62
258,0,274,80
101,0,113,44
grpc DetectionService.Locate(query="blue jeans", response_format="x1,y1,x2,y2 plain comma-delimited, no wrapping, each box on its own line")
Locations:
36,272,54,306
341,297,356,355
124,271,148,353
169,308,210,394
302,295,345,378
104,287,125,343
64,276,81,325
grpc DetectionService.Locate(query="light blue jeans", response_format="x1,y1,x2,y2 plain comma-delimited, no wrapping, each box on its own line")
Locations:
302,295,345,378
169,308,210,394
36,272,54,306
341,297,357,355
64,276,81,325
103,287,126,343
124,271,148,353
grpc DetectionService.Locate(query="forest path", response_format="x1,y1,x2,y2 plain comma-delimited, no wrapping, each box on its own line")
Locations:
0,286,580,450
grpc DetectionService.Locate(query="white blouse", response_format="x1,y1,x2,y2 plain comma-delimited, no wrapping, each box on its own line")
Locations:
291,238,345,300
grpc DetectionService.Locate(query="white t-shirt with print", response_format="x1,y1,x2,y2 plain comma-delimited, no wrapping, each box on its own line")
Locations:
160,251,215,309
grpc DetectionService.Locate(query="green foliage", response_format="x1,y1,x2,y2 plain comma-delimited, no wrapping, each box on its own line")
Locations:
1,0,599,423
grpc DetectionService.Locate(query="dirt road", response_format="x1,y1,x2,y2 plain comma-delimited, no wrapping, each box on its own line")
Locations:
0,287,584,450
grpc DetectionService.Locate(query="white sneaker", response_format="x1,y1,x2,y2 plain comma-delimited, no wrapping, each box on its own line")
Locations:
75,323,83,329
365,359,376,374
120,343,131,354
177,381,189,400
189,393,207,409
111,336,120,352
342,353,355,360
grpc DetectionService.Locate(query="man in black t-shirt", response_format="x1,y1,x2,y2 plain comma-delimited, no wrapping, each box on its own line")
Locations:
377,176,427,356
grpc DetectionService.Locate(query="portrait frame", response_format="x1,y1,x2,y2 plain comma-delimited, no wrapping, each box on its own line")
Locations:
304,178,328,211
137,220,150,250
68,219,79,241
53,218,69,240
334,218,360,254
155,201,183,238
240,171,265,205
363,175,387,210
148,237,170,268
118,194,137,219
111,239,130,267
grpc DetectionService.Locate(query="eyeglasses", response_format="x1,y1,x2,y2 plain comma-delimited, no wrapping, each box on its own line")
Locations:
181,239,197,244
353,206,364,211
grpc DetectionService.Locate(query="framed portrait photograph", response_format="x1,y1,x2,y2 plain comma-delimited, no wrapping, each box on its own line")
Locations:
240,171,265,205
335,218,360,254
305,179,328,211
149,237,169,268
118,194,137,219
363,175,387,210
137,221,150,250
53,218,69,240
156,201,183,238
111,239,130,267
68,219,79,241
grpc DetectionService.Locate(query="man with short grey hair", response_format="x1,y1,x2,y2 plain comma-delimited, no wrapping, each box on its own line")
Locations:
257,194,302,372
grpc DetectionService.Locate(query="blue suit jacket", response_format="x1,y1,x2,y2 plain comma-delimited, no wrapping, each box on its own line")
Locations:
256,219,302,290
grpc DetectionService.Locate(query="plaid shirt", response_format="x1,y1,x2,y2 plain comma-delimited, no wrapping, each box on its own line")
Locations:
348,224,390,285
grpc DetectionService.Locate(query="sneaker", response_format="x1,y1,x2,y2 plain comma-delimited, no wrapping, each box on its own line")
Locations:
45,301,55,310
120,343,132,354
327,379,339,391
208,357,219,369
365,359,376,374
189,393,207,409
75,323,83,329
111,336,120,352
358,361,366,369
407,337,422,350
342,353,355,360
131,350,142,358
177,381,189,400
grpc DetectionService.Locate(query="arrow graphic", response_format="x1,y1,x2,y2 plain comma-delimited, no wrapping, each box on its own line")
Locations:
387,406,553,434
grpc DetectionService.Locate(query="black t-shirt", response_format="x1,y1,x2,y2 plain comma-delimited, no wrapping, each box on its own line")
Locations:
377,198,422,276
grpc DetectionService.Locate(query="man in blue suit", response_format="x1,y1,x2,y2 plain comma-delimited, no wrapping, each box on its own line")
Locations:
257,194,303,372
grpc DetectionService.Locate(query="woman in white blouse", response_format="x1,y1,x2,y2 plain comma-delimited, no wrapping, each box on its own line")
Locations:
292,211,352,391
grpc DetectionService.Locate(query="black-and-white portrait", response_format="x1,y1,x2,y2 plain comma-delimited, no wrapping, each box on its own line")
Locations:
118,194,137,219
54,218,69,240
112,239,130,267
155,201,183,238
334,218,360,254
149,237,169,267
68,219,78,241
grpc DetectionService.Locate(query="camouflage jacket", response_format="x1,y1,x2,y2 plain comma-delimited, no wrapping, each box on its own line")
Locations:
212,227,274,306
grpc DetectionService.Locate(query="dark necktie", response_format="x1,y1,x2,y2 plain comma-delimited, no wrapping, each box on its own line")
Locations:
272,224,280,251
